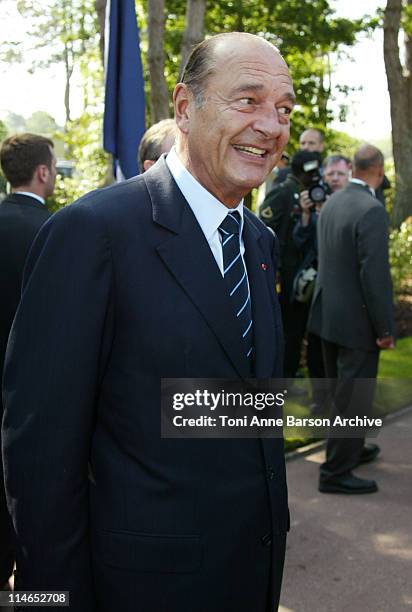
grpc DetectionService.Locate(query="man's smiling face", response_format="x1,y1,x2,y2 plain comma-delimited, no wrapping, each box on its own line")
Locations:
174,36,295,207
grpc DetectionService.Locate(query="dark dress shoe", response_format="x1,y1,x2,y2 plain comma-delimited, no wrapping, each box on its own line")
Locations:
357,443,380,465
319,472,378,494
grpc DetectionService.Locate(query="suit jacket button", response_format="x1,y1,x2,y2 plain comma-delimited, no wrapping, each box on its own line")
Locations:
267,466,276,480
261,533,272,546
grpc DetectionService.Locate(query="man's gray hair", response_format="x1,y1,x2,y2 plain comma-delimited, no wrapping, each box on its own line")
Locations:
323,154,351,168
180,32,279,107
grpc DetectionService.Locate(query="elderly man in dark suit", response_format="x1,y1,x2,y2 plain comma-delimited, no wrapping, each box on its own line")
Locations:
2,33,295,611
0,133,55,590
309,144,394,495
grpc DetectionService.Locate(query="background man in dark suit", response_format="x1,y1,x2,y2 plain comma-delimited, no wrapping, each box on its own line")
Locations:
309,144,394,495
2,33,295,611
0,133,55,590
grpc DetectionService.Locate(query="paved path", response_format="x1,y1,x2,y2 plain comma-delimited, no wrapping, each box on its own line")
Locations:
280,407,412,612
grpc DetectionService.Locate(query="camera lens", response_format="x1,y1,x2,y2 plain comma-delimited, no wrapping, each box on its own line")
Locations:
309,184,326,203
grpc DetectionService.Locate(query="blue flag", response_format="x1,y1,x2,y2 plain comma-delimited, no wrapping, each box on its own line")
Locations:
103,0,145,179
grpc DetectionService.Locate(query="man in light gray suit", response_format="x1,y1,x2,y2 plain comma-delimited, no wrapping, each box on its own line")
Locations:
309,144,394,495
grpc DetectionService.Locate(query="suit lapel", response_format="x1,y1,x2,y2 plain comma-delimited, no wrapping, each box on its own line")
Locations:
243,215,278,378
144,159,251,378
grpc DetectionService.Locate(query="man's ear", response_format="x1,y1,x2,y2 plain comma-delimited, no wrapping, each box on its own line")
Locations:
376,164,385,184
36,164,49,185
173,83,191,134
143,159,155,172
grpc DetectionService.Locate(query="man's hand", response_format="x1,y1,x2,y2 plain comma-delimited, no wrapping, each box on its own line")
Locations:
299,190,313,226
376,335,395,349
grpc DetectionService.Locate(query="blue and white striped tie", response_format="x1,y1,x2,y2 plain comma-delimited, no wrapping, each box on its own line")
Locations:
218,211,253,368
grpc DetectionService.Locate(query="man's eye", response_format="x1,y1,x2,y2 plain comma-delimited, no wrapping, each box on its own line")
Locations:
278,106,292,116
239,97,254,105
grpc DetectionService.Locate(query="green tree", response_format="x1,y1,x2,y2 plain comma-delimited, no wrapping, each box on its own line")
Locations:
137,0,368,137
25,111,59,136
383,0,412,225
4,112,26,133
16,0,99,125
0,119,7,142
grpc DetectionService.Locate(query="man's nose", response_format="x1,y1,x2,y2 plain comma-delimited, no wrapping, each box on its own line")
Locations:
253,106,285,138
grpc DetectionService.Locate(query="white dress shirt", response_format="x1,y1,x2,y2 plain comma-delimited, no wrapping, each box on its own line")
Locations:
350,178,375,198
166,147,246,277
14,191,45,205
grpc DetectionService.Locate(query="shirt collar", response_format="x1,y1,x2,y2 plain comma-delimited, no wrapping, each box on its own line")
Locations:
13,191,45,205
350,178,375,198
166,147,244,240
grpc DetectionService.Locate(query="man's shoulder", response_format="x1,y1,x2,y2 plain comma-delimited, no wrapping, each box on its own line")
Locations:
245,208,275,242
57,174,150,225
268,176,298,198
77,173,148,210
259,177,299,218
68,157,175,221
49,159,179,239
323,182,378,212
0,192,50,211
0,193,51,225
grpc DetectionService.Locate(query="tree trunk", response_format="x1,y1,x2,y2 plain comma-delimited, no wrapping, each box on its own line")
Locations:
383,0,412,225
95,0,107,65
405,0,412,136
317,53,332,123
179,0,206,78
148,0,170,123
63,44,73,125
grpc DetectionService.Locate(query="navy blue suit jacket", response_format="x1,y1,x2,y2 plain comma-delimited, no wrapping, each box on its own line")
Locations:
3,159,287,611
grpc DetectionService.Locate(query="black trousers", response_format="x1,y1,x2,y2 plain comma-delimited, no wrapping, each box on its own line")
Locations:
280,300,310,378
280,301,327,406
320,340,380,479
307,332,327,405
0,453,14,585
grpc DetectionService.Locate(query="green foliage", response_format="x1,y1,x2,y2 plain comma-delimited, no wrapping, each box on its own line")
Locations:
0,173,7,196
48,111,109,212
25,111,59,135
401,1,412,36
3,112,26,133
378,337,412,378
0,119,7,142
389,217,412,296
322,128,361,158
2,0,375,208
16,0,99,124
136,0,369,129
16,0,98,72
283,127,360,159
8,0,108,210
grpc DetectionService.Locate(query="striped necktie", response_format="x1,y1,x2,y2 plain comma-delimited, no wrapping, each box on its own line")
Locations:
218,211,253,368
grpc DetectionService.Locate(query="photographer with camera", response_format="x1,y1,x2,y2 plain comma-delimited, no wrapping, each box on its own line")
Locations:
259,150,326,381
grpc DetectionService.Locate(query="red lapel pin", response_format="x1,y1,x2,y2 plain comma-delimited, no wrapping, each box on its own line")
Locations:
261,263,268,271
